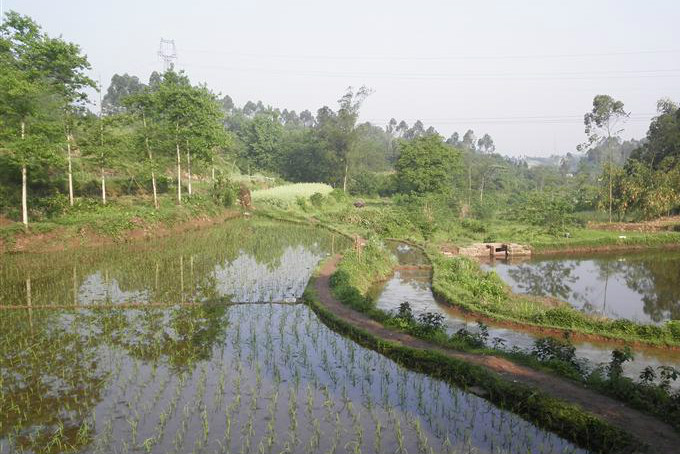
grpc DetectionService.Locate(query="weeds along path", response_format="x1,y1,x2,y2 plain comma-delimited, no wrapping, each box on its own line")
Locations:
314,255,680,454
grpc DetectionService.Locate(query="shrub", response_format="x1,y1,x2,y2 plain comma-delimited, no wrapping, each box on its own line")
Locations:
309,192,324,208
461,218,486,233
212,176,238,207
452,322,490,348
470,199,497,220
515,191,576,236
329,188,348,203
395,302,415,323
414,311,445,336
295,196,309,211
531,337,583,373
533,306,585,328
667,321,680,341
35,193,69,217
607,347,634,381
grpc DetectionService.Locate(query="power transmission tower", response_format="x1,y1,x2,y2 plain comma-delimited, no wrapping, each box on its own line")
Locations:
158,38,177,71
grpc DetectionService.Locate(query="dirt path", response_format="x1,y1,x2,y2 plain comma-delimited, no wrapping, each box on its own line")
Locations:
314,255,680,454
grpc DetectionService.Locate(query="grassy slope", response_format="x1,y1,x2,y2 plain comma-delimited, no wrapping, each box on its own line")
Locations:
0,194,232,251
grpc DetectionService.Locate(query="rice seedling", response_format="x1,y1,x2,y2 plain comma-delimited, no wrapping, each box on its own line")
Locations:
1,221,590,454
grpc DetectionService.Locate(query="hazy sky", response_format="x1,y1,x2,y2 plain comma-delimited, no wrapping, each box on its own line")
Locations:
5,0,680,157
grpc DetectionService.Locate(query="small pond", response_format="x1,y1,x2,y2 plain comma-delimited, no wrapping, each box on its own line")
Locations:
484,250,680,324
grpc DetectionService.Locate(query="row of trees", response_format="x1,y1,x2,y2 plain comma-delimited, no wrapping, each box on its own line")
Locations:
0,12,93,226
0,12,231,226
0,11,516,227
2,11,678,227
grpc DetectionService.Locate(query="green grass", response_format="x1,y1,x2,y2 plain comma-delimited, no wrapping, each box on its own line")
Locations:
334,237,396,294
0,194,230,247
438,217,680,251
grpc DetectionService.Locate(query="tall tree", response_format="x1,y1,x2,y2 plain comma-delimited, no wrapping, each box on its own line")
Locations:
395,134,460,195
124,88,160,208
102,73,146,114
462,129,476,151
240,110,283,172
630,98,680,169
323,86,372,192
153,70,193,204
153,71,226,203
446,132,460,147
0,11,93,227
477,133,495,154
578,95,629,222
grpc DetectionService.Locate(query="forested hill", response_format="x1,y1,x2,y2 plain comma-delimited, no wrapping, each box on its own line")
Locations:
1,11,679,229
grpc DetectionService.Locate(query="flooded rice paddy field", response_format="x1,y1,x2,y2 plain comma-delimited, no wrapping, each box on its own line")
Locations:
0,221,586,454
485,250,680,324
373,243,680,383
0,220,347,307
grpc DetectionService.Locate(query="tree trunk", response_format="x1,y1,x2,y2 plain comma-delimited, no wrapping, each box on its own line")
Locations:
66,130,74,206
468,164,472,208
176,140,182,204
21,165,28,229
21,120,28,229
479,176,485,203
212,166,215,181
186,149,192,196
100,115,106,204
609,168,613,223
608,136,613,223
343,161,349,193
101,167,107,205
142,113,158,209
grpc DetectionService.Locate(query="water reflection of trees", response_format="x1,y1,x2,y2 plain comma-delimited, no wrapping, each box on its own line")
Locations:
506,260,586,304
505,254,680,323
618,259,680,323
0,303,231,453
79,304,231,370
0,311,105,453
0,220,346,307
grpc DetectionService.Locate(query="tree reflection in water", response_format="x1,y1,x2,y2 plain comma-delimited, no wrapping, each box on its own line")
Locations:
493,251,680,323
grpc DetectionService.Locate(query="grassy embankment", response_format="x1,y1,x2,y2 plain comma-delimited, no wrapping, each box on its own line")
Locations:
0,193,236,252
304,243,641,454
322,238,680,434
260,194,680,251
253,193,680,344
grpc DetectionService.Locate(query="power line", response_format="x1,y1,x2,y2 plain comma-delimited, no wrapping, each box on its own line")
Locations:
179,47,680,62
176,62,680,81
362,114,656,127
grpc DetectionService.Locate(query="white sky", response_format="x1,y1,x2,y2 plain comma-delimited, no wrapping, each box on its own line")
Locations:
5,0,680,157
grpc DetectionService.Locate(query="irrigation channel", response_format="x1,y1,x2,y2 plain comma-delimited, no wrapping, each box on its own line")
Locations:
370,242,680,385
0,219,588,454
